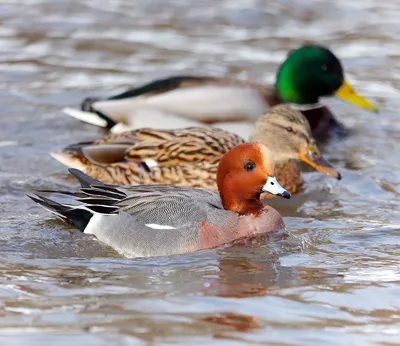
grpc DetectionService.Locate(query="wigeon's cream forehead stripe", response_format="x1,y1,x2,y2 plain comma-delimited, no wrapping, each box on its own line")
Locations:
256,143,275,175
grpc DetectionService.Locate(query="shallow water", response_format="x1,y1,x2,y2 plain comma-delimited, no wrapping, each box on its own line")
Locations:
0,0,400,345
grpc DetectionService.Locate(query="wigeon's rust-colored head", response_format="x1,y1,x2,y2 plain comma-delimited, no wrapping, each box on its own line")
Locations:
217,143,290,215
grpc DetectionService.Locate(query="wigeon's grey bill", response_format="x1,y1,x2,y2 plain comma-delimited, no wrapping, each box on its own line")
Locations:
262,176,291,199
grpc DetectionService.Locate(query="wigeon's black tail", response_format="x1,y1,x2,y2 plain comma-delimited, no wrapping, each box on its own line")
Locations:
27,169,119,231
27,193,92,231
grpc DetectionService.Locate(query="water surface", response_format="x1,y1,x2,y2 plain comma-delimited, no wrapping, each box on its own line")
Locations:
0,0,399,345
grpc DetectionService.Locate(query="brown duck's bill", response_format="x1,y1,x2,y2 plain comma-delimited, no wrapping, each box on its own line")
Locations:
335,80,378,112
298,148,341,180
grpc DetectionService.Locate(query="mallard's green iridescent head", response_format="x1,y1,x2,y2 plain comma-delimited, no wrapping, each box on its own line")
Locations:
275,45,377,112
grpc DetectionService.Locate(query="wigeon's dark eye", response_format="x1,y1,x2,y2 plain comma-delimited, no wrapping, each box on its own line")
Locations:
243,160,255,172
286,126,296,134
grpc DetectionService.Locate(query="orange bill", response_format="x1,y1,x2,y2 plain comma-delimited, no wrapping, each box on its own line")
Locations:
298,146,341,180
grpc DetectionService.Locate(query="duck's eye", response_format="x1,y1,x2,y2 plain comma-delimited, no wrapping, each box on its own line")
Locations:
286,126,296,134
321,64,328,71
243,160,256,172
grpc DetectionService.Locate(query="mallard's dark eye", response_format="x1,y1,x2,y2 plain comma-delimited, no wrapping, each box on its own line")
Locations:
286,126,296,134
321,64,328,71
243,160,255,172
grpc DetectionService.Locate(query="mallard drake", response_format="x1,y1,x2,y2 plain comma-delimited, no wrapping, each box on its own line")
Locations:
51,105,341,197
63,45,377,141
29,143,289,258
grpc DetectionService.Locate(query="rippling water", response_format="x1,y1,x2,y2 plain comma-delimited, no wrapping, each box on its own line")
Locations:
1,0,400,345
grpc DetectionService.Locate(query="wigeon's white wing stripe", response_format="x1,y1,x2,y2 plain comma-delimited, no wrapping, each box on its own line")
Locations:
145,224,177,230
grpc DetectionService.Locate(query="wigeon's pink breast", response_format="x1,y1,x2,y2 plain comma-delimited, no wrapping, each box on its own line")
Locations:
197,206,285,250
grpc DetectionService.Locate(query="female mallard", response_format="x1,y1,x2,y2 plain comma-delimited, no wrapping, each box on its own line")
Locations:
52,105,341,198
63,45,377,141
30,143,289,258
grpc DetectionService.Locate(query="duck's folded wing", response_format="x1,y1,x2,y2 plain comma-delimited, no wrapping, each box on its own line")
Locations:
55,129,167,169
115,186,211,222
95,128,178,145
84,184,232,258
69,172,222,217
105,76,220,100
60,127,243,168
61,137,221,169
124,127,244,166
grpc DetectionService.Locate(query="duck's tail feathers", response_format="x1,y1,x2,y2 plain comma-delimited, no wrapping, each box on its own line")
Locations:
68,168,104,188
50,152,88,171
27,193,93,232
62,106,117,129
28,169,122,230
62,140,95,154
81,97,101,112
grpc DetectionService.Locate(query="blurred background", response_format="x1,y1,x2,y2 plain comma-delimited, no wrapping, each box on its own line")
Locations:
0,1,399,345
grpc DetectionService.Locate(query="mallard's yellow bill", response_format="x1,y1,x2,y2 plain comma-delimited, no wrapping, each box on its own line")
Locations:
335,81,378,112
298,146,341,180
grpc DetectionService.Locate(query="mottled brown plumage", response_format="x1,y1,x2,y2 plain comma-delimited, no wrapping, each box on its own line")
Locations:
52,105,340,198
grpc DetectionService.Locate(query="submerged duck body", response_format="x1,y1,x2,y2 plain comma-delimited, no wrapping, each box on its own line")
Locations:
63,45,377,141
30,143,289,258
52,105,341,196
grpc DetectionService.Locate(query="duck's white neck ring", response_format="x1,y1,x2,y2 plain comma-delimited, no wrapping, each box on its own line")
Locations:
287,102,324,111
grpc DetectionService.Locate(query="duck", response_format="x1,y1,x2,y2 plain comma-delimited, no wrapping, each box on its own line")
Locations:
63,44,377,141
29,143,290,258
51,105,341,197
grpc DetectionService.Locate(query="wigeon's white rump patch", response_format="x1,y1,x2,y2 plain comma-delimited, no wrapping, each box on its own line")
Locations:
145,224,176,230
